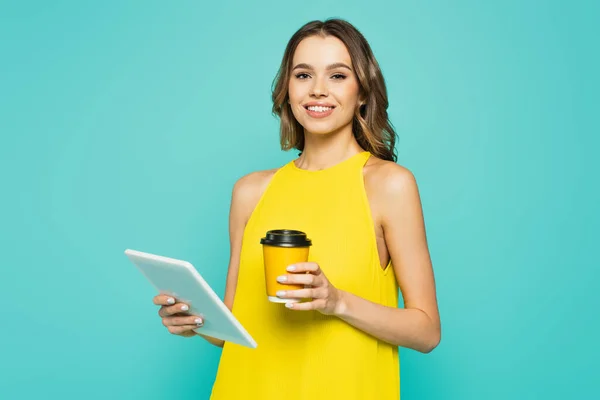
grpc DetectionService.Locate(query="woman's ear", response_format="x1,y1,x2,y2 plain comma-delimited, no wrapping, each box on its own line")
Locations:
358,94,367,107
358,97,367,110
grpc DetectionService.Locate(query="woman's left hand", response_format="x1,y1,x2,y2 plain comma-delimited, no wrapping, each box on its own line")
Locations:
276,262,343,315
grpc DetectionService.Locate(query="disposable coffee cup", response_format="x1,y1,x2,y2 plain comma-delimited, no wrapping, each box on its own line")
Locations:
260,229,312,303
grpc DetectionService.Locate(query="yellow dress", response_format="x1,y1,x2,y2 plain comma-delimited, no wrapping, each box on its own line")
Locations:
210,151,400,399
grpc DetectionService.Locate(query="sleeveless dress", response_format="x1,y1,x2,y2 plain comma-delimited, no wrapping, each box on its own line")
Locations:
210,151,400,399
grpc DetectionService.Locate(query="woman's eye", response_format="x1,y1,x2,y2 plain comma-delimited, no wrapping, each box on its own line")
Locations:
294,73,346,80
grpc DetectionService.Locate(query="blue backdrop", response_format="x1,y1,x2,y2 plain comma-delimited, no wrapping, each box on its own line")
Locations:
1,1,598,399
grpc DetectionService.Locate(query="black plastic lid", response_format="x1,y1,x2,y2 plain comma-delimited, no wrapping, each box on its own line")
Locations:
260,229,312,247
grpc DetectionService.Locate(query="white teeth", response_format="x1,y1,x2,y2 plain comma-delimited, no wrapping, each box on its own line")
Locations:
307,106,333,112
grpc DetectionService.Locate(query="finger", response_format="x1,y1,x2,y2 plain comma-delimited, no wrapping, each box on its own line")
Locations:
162,315,204,327
167,325,202,335
158,302,190,317
277,273,317,286
276,288,319,299
284,299,323,311
286,262,322,275
153,295,176,306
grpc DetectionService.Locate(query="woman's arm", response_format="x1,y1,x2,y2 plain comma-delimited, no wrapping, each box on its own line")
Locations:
336,165,440,352
280,163,440,351
277,164,441,352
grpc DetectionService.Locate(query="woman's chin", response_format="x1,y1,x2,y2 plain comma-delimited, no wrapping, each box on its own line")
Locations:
302,122,344,136
307,130,334,136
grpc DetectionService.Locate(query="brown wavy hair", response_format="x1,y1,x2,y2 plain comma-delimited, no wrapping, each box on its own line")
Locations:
271,18,398,162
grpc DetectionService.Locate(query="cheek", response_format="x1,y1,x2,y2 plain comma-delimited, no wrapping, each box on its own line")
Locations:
287,85,303,121
287,82,307,119
338,83,360,105
335,92,359,122
287,80,302,102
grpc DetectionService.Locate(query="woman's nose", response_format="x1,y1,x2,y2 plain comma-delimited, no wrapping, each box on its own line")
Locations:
310,77,328,97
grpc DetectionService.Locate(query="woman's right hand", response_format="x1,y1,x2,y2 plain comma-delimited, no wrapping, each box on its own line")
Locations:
153,294,204,338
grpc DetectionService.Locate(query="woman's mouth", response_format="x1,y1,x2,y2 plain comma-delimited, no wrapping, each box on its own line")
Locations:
304,105,335,118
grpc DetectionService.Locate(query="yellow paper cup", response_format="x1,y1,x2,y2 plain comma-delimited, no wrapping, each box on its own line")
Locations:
260,230,312,303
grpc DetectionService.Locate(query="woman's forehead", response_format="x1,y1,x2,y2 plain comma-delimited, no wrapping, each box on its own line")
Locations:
292,36,352,68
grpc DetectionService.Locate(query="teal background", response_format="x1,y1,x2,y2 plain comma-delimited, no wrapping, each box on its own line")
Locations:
1,1,598,399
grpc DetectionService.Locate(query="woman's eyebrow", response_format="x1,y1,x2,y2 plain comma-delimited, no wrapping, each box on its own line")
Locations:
292,62,353,71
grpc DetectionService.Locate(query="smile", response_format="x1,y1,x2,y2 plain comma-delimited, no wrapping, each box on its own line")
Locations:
304,105,335,118
307,106,333,112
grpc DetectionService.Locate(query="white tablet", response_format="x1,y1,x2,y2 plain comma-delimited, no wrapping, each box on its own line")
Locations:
125,249,257,349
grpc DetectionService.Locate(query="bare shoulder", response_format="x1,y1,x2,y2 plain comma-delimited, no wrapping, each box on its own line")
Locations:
231,167,281,225
364,156,418,196
364,156,421,228
233,168,279,197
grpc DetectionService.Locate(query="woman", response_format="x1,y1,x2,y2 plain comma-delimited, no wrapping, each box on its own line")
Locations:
153,18,440,399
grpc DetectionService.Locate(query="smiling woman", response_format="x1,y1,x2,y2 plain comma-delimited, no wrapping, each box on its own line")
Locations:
290,38,361,133
272,21,398,162
152,18,441,400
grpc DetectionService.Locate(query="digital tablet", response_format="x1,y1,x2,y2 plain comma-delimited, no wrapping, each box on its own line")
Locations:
125,249,257,348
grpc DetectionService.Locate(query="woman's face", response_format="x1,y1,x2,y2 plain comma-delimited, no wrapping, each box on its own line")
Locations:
288,35,361,136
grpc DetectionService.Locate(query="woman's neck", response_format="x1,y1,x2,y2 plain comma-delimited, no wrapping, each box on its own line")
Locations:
295,127,364,171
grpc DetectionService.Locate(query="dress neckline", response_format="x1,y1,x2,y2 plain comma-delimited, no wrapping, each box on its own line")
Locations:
290,151,370,173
